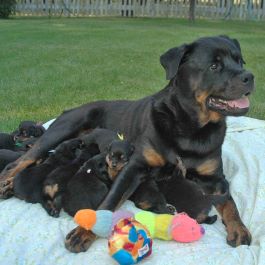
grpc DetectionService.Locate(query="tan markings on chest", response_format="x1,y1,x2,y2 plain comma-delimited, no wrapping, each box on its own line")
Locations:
196,159,219,176
44,184,58,199
137,201,152,210
143,148,166,167
107,167,119,181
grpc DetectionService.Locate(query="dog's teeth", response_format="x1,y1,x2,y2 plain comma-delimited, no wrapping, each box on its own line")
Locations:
218,99,227,103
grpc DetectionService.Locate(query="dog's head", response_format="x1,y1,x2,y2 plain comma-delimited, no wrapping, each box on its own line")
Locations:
106,140,134,171
105,140,134,181
160,36,254,124
54,138,83,162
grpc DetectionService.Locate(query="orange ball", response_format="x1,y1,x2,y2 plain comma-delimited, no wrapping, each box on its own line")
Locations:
74,209,97,230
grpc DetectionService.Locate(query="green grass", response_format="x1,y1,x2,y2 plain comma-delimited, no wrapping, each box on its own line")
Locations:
0,17,264,132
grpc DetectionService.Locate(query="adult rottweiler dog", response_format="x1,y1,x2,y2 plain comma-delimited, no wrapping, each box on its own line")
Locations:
0,36,254,252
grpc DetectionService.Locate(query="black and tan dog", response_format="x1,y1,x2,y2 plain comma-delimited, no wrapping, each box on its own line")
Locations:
80,128,135,181
62,153,112,217
13,139,83,209
42,143,99,217
132,161,229,224
12,120,46,140
0,36,254,252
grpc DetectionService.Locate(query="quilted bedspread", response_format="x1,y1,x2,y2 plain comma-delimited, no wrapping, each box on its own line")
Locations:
0,116,265,265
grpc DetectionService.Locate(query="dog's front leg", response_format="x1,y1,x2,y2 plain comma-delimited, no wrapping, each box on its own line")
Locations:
216,195,251,247
65,157,147,253
0,113,87,198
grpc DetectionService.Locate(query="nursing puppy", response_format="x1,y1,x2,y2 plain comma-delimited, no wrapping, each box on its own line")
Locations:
42,144,99,217
13,139,82,208
0,133,15,150
12,120,46,141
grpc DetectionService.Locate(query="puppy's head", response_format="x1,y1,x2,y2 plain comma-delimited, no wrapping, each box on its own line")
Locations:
83,153,110,183
160,36,254,124
54,138,83,162
105,140,134,179
13,121,46,141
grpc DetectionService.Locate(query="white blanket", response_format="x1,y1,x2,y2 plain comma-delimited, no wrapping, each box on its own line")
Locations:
0,117,265,265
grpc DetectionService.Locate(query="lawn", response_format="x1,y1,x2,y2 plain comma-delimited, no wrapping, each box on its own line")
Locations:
0,17,264,132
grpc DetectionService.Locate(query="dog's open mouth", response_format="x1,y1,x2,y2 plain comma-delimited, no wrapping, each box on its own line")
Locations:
207,94,250,116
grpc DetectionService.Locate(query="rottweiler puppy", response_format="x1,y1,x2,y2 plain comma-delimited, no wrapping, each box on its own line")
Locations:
0,120,44,152
132,162,228,224
12,120,46,140
13,138,82,209
130,179,170,214
42,144,100,217
105,139,134,181
60,139,134,217
157,165,230,224
0,133,15,150
1,36,254,251
63,153,111,217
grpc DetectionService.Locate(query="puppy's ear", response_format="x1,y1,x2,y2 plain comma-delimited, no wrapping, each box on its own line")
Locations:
34,126,45,137
160,44,189,80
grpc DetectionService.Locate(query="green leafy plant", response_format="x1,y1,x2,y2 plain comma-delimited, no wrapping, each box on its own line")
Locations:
0,0,16,18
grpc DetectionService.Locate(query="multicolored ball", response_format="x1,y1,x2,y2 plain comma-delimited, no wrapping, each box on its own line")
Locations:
108,218,152,265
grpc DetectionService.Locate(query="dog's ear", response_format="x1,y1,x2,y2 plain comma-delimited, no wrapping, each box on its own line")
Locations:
219,35,242,52
160,44,189,80
219,35,245,64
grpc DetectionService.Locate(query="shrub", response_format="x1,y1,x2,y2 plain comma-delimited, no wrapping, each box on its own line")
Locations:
0,0,16,18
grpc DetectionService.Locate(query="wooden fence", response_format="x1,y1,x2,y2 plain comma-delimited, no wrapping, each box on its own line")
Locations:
15,0,265,20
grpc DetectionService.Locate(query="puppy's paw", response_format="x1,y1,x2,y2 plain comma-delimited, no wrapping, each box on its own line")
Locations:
43,200,61,218
65,226,97,253
43,184,62,217
0,177,14,199
203,215,218,224
226,221,251,247
166,203,177,215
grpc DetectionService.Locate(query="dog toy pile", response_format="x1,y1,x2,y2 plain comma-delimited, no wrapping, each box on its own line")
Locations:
74,209,205,265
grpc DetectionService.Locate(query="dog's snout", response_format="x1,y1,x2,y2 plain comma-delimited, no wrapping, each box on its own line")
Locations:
240,72,254,85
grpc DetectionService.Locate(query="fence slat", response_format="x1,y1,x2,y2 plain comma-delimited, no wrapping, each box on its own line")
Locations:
15,0,265,20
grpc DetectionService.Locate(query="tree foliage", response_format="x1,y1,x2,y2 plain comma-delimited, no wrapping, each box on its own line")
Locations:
0,0,16,18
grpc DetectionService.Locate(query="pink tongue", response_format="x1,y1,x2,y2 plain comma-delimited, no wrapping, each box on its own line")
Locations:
227,97,249,109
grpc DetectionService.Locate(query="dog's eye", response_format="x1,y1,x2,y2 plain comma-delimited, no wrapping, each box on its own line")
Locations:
210,63,218,71
120,154,124,159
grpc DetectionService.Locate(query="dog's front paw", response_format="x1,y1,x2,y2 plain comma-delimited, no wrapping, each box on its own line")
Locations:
226,221,251,247
166,203,177,215
65,226,97,253
0,177,14,199
43,200,61,218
